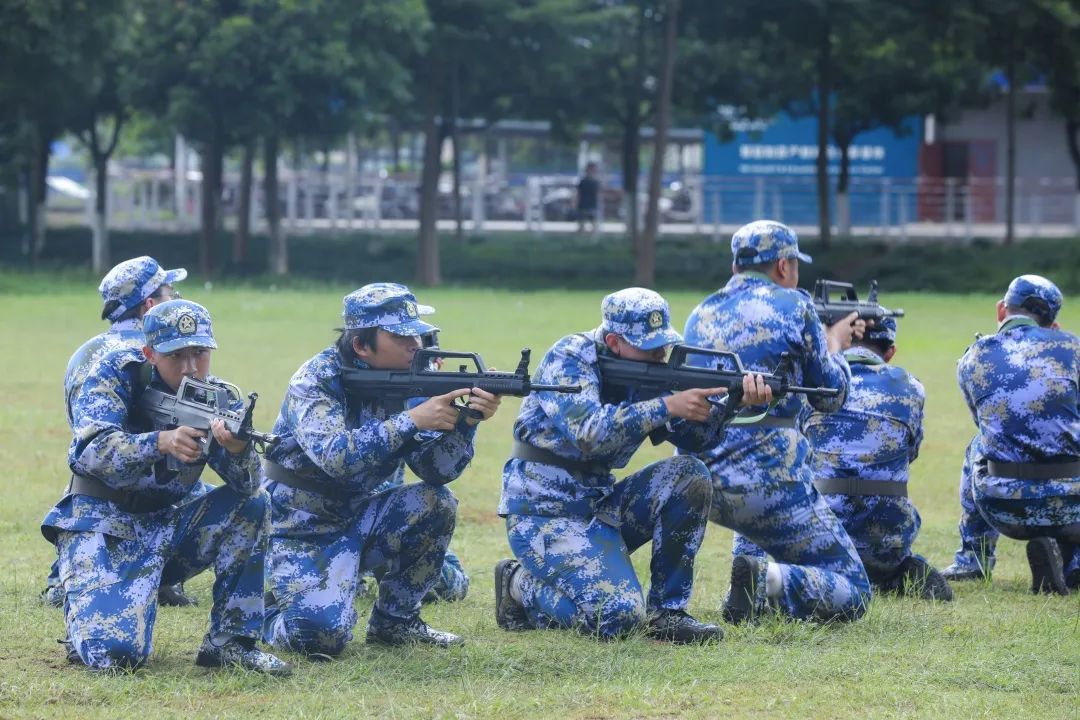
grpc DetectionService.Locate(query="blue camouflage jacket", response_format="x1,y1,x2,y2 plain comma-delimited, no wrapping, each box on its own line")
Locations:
499,330,729,518
802,346,924,484
63,319,145,427
42,347,260,542
264,347,476,533
680,272,851,484
958,316,1080,498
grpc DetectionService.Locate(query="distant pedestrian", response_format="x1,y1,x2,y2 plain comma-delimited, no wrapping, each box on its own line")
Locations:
576,162,600,233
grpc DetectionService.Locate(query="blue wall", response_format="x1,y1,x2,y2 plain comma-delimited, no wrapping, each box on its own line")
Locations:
702,113,922,226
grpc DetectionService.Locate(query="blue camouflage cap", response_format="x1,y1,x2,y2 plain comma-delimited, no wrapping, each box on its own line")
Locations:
865,316,897,346
99,256,187,322
143,299,217,353
598,287,683,350
342,282,438,336
731,220,812,267
1004,274,1063,322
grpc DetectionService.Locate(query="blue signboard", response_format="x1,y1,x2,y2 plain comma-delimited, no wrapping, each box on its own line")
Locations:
701,112,922,226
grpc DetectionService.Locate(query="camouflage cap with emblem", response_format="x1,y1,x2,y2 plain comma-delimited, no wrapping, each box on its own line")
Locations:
143,299,218,352
342,282,438,337
598,287,683,350
1003,274,1064,323
99,256,187,321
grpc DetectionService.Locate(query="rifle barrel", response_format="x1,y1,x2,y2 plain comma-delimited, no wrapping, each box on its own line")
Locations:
786,385,841,397
529,383,582,393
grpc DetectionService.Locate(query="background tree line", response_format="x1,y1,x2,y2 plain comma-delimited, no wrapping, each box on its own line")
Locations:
2,0,1078,286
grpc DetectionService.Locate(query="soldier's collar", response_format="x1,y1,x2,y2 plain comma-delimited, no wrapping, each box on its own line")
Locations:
997,315,1039,334
110,317,142,333
739,270,776,285
844,346,885,365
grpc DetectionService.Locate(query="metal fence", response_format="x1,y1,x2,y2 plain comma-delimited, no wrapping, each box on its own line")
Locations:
53,170,1080,241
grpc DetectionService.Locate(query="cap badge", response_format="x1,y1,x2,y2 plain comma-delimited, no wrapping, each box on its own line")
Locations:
177,314,197,336
405,301,418,318
647,310,664,329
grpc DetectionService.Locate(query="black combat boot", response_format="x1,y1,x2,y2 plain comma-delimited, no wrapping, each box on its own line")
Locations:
366,607,463,648
195,634,293,675
158,582,198,607
1026,537,1068,595
647,609,722,644
494,559,532,631
897,556,954,601
722,555,765,624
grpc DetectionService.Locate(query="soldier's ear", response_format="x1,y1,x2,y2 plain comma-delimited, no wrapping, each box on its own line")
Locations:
603,333,622,355
142,346,155,363
884,346,897,363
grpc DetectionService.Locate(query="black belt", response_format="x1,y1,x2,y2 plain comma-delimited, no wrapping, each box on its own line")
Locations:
68,473,177,514
510,440,609,475
813,477,908,497
263,461,353,503
986,459,1080,480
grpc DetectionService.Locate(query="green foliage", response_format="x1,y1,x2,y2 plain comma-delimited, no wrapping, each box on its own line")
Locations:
7,227,1080,295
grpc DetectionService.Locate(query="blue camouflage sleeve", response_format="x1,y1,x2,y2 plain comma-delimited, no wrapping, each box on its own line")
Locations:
206,394,262,495
907,375,926,463
69,358,164,489
956,347,980,426
799,302,851,413
536,338,670,457
404,415,477,485
286,374,420,493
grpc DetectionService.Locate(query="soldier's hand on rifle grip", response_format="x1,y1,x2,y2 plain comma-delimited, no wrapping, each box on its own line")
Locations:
408,388,473,431
210,418,249,455
664,386,728,423
158,426,206,463
463,387,501,426
825,311,860,353
741,373,772,406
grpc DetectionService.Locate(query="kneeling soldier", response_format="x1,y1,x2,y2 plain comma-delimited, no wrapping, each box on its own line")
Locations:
802,317,952,600
262,283,500,656
958,275,1080,594
494,288,771,643
41,300,289,674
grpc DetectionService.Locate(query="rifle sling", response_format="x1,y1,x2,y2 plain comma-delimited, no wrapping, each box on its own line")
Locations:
510,440,609,475
986,459,1080,480
263,460,354,503
68,473,177,514
813,477,908,498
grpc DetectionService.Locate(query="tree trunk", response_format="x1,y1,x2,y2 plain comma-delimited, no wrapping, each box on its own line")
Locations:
29,128,50,266
1004,36,1016,245
199,134,224,277
815,4,833,247
622,5,648,244
836,139,851,237
264,135,287,276
417,78,443,287
1067,119,1080,192
235,140,255,266
391,122,401,171
638,0,679,288
91,156,110,273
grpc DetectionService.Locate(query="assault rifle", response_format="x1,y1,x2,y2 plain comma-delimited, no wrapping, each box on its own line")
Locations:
597,344,840,431
140,376,279,470
812,280,905,326
341,347,581,418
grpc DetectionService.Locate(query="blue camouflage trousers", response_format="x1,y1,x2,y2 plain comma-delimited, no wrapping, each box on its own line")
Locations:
949,438,999,574
46,480,216,596
973,468,1080,579
506,455,711,639
819,493,922,586
718,476,870,622
263,482,457,656
55,485,269,670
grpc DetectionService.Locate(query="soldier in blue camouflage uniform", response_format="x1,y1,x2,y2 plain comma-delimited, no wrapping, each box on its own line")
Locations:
493,288,773,643
941,439,1000,581
42,300,290,673
43,256,205,609
682,220,872,623
802,316,952,600
956,275,1080,594
262,283,501,656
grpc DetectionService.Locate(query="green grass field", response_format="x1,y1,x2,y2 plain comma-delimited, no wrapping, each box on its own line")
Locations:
1,279,1077,719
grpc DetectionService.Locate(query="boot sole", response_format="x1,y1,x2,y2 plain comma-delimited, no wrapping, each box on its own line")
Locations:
195,650,294,676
